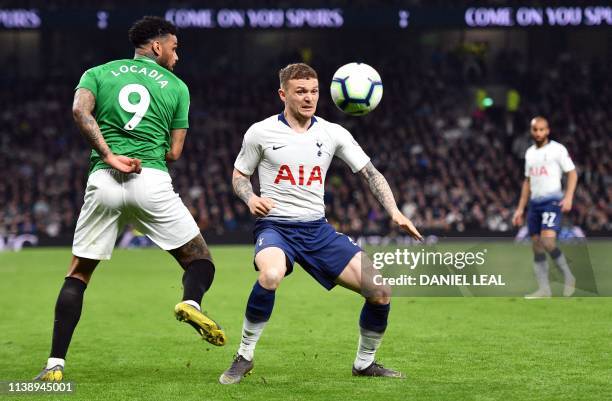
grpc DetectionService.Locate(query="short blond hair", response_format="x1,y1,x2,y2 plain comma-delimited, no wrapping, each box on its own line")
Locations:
279,63,318,89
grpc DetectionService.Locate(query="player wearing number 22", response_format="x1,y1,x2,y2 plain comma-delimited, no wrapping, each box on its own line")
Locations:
219,63,423,384
34,16,226,382
512,116,578,298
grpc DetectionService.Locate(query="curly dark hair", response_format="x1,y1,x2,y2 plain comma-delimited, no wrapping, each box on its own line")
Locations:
128,16,177,47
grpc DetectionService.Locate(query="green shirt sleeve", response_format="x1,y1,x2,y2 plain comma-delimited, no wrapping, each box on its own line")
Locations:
171,81,190,129
76,68,98,97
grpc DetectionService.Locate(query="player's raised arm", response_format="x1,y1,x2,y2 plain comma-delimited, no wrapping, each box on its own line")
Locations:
72,88,141,174
166,129,187,161
232,168,274,217
559,169,578,213
512,177,531,226
358,162,422,241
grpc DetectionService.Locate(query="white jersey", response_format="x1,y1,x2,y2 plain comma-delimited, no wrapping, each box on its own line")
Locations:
234,114,370,221
524,140,575,201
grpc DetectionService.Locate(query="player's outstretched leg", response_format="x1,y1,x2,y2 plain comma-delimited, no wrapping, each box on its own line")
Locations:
336,252,405,378
170,234,226,346
351,300,404,378
219,247,284,384
34,256,98,381
218,282,273,384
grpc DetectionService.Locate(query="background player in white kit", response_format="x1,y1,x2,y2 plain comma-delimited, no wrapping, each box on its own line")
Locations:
512,116,578,298
219,63,422,384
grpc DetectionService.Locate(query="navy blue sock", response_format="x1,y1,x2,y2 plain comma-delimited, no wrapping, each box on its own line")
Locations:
359,301,390,333
548,248,562,259
534,252,546,262
245,281,276,323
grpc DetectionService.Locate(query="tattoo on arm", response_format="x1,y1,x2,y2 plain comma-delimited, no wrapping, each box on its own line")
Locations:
232,172,255,204
359,162,399,216
72,88,111,158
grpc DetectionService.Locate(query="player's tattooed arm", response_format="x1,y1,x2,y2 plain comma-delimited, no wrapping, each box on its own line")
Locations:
359,162,400,216
72,88,111,158
233,168,275,216
72,88,141,173
359,162,422,240
232,169,256,204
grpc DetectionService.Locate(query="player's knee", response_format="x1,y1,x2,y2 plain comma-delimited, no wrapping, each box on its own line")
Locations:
170,235,213,268
541,239,556,252
258,269,284,290
532,239,544,253
66,257,98,284
366,286,392,305
367,295,391,305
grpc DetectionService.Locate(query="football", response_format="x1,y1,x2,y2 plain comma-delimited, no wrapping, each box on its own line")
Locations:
330,62,383,116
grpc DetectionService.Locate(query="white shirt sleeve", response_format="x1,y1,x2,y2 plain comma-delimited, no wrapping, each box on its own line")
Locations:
333,125,370,173
234,125,262,175
558,144,576,173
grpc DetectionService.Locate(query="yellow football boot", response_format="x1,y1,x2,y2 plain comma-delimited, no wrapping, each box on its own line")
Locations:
174,302,227,346
33,365,63,382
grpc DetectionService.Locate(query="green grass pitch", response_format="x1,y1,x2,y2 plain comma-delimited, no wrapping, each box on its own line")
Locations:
0,243,611,401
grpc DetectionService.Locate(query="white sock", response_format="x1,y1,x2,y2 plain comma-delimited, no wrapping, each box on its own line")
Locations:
182,300,201,311
553,253,574,281
354,328,384,370
237,317,267,361
533,259,551,292
46,358,65,369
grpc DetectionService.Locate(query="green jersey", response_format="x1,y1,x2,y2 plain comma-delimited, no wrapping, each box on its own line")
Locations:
76,56,190,174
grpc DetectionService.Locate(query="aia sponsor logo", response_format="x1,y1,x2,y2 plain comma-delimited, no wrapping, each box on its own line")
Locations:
274,165,323,185
529,166,549,176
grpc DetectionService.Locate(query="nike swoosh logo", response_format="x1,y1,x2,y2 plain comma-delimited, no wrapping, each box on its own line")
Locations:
272,145,287,150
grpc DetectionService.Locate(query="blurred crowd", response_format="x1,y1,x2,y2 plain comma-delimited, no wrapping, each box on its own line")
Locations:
7,0,589,9
0,49,610,239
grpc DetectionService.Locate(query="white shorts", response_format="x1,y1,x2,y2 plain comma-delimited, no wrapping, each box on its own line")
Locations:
72,168,200,260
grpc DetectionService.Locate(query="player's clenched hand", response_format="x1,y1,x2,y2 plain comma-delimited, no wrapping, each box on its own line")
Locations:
512,210,524,226
103,154,142,174
391,211,423,241
559,197,573,213
247,196,275,217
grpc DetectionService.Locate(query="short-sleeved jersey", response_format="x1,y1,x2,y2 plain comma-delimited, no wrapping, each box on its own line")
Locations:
234,114,370,221
524,140,575,200
76,57,190,174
